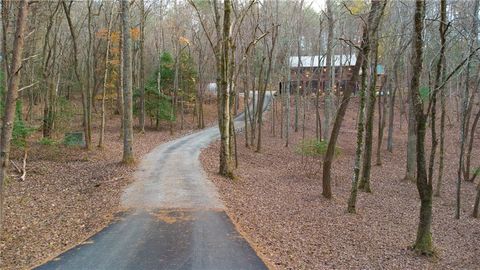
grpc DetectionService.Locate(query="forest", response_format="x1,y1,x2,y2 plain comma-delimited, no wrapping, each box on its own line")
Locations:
0,0,479,269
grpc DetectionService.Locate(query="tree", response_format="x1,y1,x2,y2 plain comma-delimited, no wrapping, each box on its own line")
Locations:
121,0,134,164
139,0,146,133
322,0,386,199
98,3,115,148
456,0,479,219
41,1,61,138
0,0,29,234
409,0,434,255
347,30,369,213
473,182,480,218
347,0,386,211
62,0,90,149
358,28,382,193
323,0,334,140
433,0,447,196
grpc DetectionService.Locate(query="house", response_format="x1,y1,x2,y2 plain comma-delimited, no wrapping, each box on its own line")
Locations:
282,54,385,94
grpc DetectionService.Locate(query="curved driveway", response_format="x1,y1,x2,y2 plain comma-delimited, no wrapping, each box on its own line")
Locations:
36,94,271,270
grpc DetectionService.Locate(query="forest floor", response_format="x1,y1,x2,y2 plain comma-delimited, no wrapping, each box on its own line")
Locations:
0,101,219,270
201,96,480,269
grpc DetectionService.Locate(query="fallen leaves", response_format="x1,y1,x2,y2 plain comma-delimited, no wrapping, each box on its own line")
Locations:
0,103,219,270
201,98,480,270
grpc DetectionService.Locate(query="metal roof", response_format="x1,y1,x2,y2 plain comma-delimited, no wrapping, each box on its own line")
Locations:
289,54,357,68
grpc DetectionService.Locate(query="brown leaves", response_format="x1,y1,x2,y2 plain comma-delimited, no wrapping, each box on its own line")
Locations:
201,97,480,269
1,103,220,269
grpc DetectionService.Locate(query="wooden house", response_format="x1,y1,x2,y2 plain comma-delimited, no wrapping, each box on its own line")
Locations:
282,54,385,94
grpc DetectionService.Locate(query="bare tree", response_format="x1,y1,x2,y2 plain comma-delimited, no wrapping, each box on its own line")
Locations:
139,0,146,133
322,0,386,199
433,0,447,196
0,0,29,234
98,3,115,148
62,0,90,149
358,29,382,193
409,0,433,255
323,0,334,140
121,0,134,164
456,0,479,219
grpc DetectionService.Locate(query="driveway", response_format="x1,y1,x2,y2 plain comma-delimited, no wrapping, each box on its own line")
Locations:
36,94,272,270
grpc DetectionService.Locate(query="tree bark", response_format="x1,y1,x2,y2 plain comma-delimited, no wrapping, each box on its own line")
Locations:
0,0,29,234
63,0,89,148
347,32,369,213
41,1,61,138
456,0,479,218
386,62,398,152
323,0,386,199
323,0,334,141
410,0,434,255
375,77,387,165
99,6,114,148
85,0,94,148
404,94,417,182
139,0,146,133
358,33,380,192
218,0,233,177
465,107,480,181
473,182,480,218
1,0,10,93
121,0,134,164
429,0,446,190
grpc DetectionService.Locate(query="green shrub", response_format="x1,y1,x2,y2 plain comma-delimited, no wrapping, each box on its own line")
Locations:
12,101,35,148
39,137,56,146
55,97,75,133
64,132,84,146
296,139,341,158
419,86,430,102
473,167,480,176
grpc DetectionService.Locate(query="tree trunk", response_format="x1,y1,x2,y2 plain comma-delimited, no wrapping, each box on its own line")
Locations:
0,0,29,234
434,0,447,197
358,35,380,192
316,17,323,141
86,0,94,149
285,63,291,147
250,66,256,148
456,0,479,218
429,0,446,188
465,108,480,181
376,78,387,165
323,0,334,141
323,0,386,199
347,37,369,213
257,43,276,152
41,2,60,138
243,62,249,147
387,60,399,152
405,94,417,182
99,7,114,148
473,182,480,218
63,0,89,148
139,0,146,133
410,0,434,255
218,0,233,177
121,0,134,164
1,0,10,93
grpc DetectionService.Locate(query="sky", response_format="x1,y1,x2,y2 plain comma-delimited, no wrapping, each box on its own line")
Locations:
309,0,327,12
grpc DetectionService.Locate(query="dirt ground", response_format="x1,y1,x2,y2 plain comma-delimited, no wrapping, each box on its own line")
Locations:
0,101,219,270
201,96,480,269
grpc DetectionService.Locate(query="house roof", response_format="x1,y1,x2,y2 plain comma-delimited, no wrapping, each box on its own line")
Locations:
289,54,357,68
